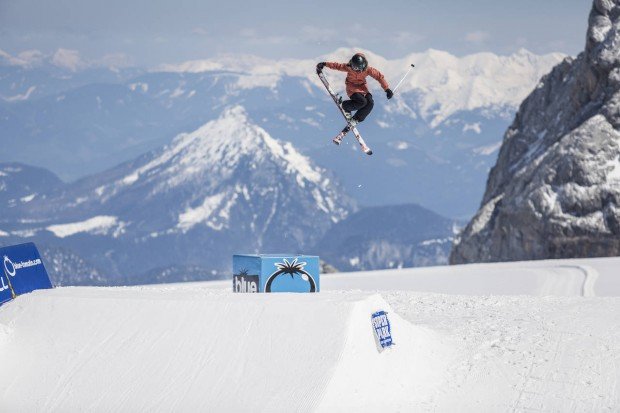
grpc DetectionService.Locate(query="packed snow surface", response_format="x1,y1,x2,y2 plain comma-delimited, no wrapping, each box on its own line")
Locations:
1,257,620,411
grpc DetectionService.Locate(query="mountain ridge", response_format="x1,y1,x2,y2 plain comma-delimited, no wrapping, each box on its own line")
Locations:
314,203,456,271
1,47,565,218
157,47,565,126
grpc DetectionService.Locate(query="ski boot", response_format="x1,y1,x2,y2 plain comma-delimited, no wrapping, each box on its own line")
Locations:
333,130,346,145
333,119,359,145
338,96,354,121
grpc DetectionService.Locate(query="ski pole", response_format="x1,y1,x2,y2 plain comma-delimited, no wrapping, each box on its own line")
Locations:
392,64,415,95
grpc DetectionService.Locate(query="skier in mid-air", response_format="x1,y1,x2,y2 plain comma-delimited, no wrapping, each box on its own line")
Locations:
316,53,393,127
316,52,413,155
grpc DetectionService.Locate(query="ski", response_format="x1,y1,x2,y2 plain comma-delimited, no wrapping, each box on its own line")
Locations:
317,70,373,155
332,123,352,145
332,123,372,154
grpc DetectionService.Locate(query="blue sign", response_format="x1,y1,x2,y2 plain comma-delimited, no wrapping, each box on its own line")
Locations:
371,311,394,349
233,254,320,293
0,243,53,305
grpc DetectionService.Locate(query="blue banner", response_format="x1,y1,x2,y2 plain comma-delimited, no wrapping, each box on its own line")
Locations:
371,311,394,349
0,243,53,305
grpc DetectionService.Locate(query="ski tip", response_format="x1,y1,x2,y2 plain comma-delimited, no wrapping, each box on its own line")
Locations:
366,150,373,155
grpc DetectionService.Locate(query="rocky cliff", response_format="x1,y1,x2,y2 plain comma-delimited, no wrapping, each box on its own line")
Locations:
451,0,620,263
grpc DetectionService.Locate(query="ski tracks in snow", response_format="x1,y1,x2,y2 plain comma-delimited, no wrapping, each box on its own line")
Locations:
384,292,620,412
507,301,619,412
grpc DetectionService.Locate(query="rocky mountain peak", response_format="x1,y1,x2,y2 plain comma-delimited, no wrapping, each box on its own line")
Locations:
587,1,620,64
113,105,325,194
451,0,620,264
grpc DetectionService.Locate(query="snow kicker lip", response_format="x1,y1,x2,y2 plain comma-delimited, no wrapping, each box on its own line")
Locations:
0,288,452,411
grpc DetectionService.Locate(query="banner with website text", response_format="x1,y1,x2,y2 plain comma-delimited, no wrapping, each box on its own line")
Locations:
0,243,53,305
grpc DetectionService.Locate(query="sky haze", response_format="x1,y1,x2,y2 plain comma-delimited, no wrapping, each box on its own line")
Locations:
0,0,592,66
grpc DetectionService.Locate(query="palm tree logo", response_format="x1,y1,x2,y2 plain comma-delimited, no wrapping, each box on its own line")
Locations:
265,258,316,293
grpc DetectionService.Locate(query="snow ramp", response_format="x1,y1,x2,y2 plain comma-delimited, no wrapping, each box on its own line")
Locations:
0,287,451,411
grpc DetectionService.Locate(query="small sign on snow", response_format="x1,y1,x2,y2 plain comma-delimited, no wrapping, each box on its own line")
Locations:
371,310,394,350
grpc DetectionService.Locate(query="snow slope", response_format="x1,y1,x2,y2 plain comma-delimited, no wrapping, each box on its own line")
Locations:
0,289,450,411
322,256,620,297
1,257,619,411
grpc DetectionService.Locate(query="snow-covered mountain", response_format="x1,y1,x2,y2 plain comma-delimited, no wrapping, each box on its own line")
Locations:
451,1,620,263
314,204,456,271
0,48,564,218
0,47,133,72
2,107,354,283
160,47,564,128
1,48,83,70
0,162,63,221
0,48,139,102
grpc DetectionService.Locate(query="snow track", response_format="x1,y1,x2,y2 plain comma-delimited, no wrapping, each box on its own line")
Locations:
1,257,620,411
319,257,620,297
0,288,450,411
387,292,620,411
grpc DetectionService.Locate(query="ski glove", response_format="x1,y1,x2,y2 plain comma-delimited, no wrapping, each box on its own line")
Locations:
386,89,394,99
316,62,326,73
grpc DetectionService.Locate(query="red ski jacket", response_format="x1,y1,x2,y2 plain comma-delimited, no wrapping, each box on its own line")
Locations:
325,57,390,97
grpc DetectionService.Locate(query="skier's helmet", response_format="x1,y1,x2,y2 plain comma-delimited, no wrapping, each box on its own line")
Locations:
349,53,368,72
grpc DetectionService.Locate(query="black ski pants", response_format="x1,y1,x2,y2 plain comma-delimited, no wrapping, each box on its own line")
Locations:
342,92,374,122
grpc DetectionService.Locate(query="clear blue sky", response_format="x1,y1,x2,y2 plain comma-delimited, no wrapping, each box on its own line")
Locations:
0,0,592,66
